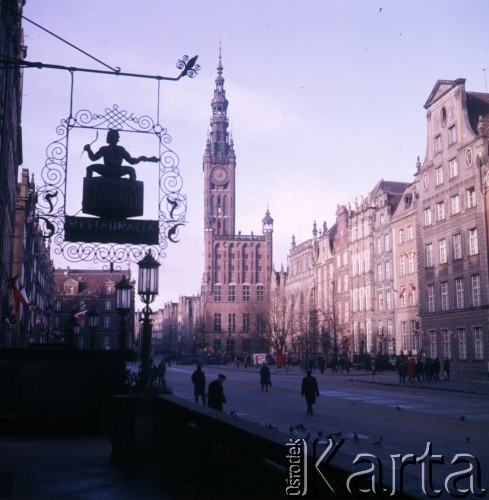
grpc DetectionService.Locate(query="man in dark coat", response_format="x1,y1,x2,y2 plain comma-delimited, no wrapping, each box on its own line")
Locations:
191,364,206,404
207,374,227,411
301,370,320,415
260,362,271,392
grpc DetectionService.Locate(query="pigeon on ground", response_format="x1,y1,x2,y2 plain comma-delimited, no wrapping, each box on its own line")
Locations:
353,432,360,442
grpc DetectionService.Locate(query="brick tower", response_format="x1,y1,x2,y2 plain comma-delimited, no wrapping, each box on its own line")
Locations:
201,50,273,356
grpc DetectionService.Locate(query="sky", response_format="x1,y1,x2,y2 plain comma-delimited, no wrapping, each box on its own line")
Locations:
20,0,489,308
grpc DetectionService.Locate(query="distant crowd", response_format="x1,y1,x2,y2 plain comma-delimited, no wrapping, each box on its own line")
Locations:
396,356,450,383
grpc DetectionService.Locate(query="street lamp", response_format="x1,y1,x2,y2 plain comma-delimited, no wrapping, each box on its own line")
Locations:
115,275,133,354
87,306,100,350
137,250,160,389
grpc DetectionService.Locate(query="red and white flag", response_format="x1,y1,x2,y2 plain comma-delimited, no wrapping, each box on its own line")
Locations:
10,275,35,312
74,309,88,324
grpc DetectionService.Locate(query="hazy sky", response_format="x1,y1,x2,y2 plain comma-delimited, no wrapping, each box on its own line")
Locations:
21,1,489,307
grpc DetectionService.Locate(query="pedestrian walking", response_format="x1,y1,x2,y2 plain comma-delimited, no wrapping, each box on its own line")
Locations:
260,362,271,392
443,358,451,381
434,357,441,381
398,359,407,384
157,359,166,386
191,363,206,404
318,356,325,374
208,374,227,411
301,370,320,415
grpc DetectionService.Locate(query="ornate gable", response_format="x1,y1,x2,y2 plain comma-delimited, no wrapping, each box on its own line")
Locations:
424,79,466,109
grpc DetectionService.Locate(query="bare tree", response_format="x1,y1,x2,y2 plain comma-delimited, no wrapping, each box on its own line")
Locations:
320,281,350,365
250,283,294,363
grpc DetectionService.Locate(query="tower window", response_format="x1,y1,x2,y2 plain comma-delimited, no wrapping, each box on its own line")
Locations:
257,284,264,302
214,313,222,333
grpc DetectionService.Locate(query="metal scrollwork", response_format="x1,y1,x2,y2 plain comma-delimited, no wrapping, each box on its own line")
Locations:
36,104,187,265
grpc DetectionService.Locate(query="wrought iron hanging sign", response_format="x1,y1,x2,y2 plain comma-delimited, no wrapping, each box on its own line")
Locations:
24,55,200,266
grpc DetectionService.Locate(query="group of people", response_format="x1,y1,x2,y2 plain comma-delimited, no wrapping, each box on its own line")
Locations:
191,364,227,411
397,357,451,384
191,362,321,415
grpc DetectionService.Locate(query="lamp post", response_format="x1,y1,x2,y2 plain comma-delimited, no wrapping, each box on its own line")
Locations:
137,250,160,389
87,306,100,350
116,275,133,354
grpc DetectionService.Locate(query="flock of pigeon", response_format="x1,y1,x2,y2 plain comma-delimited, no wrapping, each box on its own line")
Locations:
228,403,471,446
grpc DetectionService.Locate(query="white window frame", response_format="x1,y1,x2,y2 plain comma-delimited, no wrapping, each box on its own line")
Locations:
398,228,405,244
469,228,479,255
455,277,464,309
435,166,444,185
453,233,462,260
451,194,460,215
449,158,458,178
471,274,481,307
457,328,467,360
427,284,435,313
474,327,484,360
426,243,433,268
440,281,449,311
467,188,476,208
448,125,456,145
439,239,447,264
437,201,446,221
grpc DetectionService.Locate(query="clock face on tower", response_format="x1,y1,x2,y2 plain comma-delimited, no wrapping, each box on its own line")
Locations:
211,166,230,185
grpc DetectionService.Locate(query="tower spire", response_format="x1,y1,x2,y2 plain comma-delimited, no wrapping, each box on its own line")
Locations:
209,47,231,158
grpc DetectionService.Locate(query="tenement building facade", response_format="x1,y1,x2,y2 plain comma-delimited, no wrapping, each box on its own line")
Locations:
415,79,489,379
200,53,274,355
391,181,420,357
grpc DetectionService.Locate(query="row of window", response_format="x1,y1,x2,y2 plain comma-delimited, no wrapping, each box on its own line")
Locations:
53,315,114,329
423,188,476,225
55,299,115,311
425,229,479,267
427,274,481,313
429,327,484,361
213,283,264,302
214,265,263,272
434,124,456,154
350,250,371,276
213,312,266,333
352,286,416,312
215,252,263,259
434,157,459,185
350,221,371,241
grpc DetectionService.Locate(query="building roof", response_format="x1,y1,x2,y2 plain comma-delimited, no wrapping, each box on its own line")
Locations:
54,268,132,296
466,91,489,135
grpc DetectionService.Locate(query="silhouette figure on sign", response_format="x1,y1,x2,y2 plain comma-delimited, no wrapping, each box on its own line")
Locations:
84,129,158,181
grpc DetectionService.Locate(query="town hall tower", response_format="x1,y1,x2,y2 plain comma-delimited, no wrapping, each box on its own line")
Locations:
201,51,274,355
